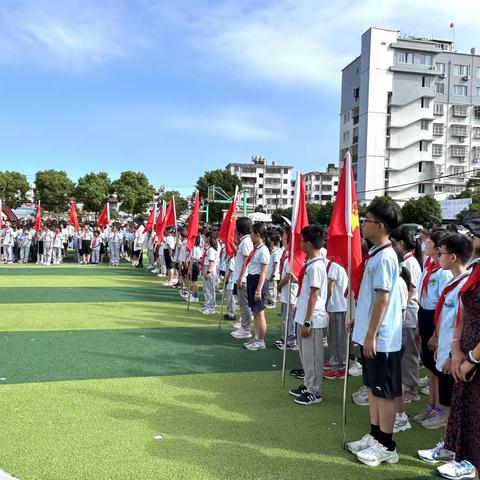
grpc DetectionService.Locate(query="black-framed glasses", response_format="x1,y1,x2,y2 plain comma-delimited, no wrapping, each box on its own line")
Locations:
360,217,382,226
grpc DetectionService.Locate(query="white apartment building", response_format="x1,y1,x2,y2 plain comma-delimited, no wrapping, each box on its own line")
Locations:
340,27,480,203
304,164,339,204
226,156,293,213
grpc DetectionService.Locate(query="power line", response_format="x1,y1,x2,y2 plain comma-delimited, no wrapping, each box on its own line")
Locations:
356,166,480,195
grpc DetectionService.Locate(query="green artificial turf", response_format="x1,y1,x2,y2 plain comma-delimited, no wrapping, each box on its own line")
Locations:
0,262,441,480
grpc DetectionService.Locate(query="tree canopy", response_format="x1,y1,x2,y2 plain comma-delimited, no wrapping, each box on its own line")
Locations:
401,195,442,227
35,170,74,212
111,171,155,215
0,171,30,208
75,172,111,213
158,190,188,218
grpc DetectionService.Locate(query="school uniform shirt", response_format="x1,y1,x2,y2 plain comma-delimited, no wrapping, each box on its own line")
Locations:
110,231,121,243
206,246,219,271
403,253,422,328
44,230,54,244
436,272,470,372
326,261,348,313
164,235,175,252
21,232,32,247
178,240,188,263
293,257,328,328
52,232,64,248
246,244,270,276
399,275,408,321
418,266,452,310
267,247,281,280
280,258,298,305
83,231,94,241
2,227,14,245
188,245,202,262
227,257,235,290
233,235,253,283
219,247,228,272
352,244,403,353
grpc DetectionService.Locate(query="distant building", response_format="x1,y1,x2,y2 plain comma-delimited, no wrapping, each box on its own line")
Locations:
340,27,480,203
226,156,293,213
304,164,339,204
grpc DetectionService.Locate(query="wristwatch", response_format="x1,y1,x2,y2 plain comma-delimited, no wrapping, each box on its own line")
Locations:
304,321,311,328
467,350,480,364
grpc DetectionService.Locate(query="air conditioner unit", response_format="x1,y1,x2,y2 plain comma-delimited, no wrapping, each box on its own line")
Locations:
463,75,471,81
430,65,436,70
440,73,446,79
459,137,465,142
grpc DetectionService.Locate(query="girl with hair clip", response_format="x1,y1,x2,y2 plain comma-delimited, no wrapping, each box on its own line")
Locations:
242,222,270,351
390,226,423,407
201,231,219,315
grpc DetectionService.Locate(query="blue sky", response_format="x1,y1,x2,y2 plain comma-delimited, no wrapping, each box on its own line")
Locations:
1,0,479,196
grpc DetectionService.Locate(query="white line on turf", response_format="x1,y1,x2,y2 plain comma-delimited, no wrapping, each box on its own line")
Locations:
0,470,19,480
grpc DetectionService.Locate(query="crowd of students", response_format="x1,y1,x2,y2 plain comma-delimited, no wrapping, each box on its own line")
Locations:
2,204,479,479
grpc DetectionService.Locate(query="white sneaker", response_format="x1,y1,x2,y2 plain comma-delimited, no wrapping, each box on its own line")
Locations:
231,329,252,339
152,268,159,274
418,376,429,389
437,460,476,479
201,309,216,315
231,321,241,329
356,442,399,467
418,441,456,463
351,385,368,400
346,434,377,454
421,410,446,430
352,389,369,406
244,339,266,351
393,412,412,433
348,361,363,377
189,297,199,303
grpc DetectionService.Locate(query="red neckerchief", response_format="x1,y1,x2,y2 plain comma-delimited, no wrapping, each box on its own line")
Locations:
296,257,324,298
245,244,264,269
351,242,392,299
456,261,480,326
404,251,414,261
420,259,441,300
434,272,468,332
279,250,288,276
200,246,208,267
326,260,332,274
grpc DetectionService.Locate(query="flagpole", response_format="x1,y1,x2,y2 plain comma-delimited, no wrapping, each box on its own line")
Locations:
342,152,353,446
281,278,292,388
187,258,193,312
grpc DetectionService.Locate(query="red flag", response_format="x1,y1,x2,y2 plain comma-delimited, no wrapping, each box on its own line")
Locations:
97,203,110,228
327,152,362,297
69,201,79,230
34,202,42,232
290,172,309,277
186,192,200,252
154,201,165,238
145,204,156,233
156,198,176,240
218,187,238,258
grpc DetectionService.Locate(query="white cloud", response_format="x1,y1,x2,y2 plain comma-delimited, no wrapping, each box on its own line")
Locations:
0,0,153,68
154,0,480,88
161,106,281,142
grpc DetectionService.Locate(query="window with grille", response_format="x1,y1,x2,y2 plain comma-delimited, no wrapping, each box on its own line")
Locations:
435,164,444,176
472,147,480,162
475,106,480,119
451,124,468,137
435,83,445,94
450,145,468,157
434,103,444,115
453,104,469,116
433,123,444,136
451,166,466,176
436,63,446,74
473,127,480,138
432,144,443,156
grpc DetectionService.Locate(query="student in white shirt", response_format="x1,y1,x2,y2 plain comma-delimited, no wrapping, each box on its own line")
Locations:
347,200,403,468
275,225,298,350
91,230,101,264
243,222,270,351
230,218,254,340
164,229,176,285
288,225,328,405
265,231,281,309
20,227,32,263
186,236,202,303
43,226,54,265
201,230,219,315
81,225,94,265
52,226,64,264
2,222,14,263
415,230,452,428
223,257,236,320
389,225,423,404
109,226,122,266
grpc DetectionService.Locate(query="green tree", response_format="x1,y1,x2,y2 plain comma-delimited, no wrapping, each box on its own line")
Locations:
316,202,334,225
0,171,30,208
401,195,442,227
158,190,188,218
35,170,74,212
271,208,292,225
196,169,242,222
306,203,321,224
111,171,155,214
75,172,112,213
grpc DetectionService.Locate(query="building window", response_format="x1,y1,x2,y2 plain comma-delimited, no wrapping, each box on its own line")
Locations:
434,102,444,115
436,62,446,74
353,87,360,101
420,54,433,66
475,106,480,119
314,185,320,191
453,64,470,76
343,112,350,124
419,140,428,152
451,166,466,177
435,185,443,192
436,164,444,176
421,97,430,108
450,145,468,157
283,168,289,174
432,144,443,156
434,83,445,94
433,123,444,136
477,67,480,78
259,173,264,178
422,76,431,87
343,131,350,143
283,179,288,184
420,119,429,130
418,161,424,172
473,127,480,138
453,84,468,96
472,147,480,162
418,184,426,194
451,124,468,137
453,104,469,116
397,51,414,64
476,87,480,97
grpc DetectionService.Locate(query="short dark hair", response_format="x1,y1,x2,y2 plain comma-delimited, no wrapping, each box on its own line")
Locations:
367,201,402,233
251,222,268,242
429,229,449,247
236,217,251,236
268,232,281,247
301,225,325,250
438,233,474,264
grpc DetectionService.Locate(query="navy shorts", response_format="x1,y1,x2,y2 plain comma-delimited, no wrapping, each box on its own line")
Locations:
246,274,268,313
418,308,436,372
